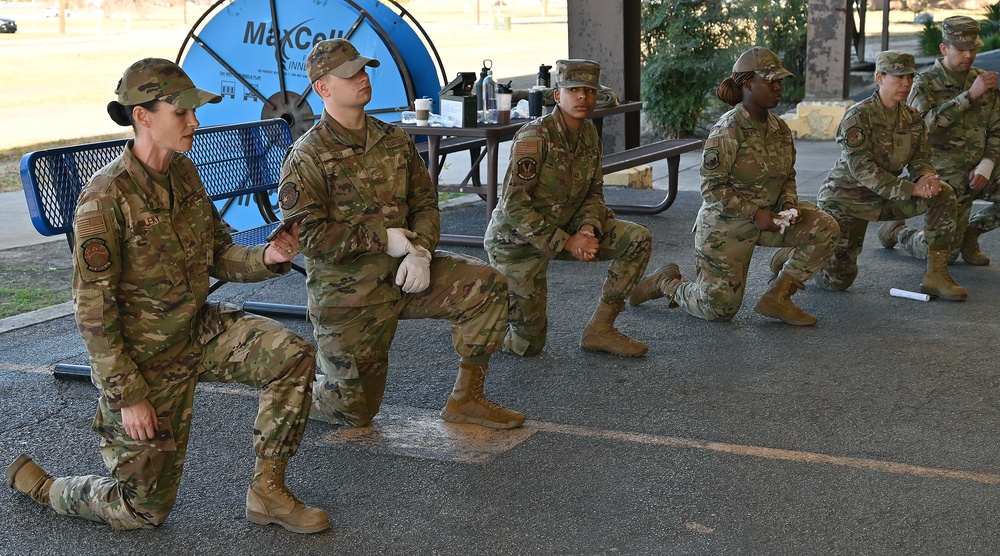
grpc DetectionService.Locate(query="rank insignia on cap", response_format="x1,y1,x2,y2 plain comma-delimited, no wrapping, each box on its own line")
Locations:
703,149,720,171
82,238,112,272
845,127,865,147
516,157,538,181
278,182,299,210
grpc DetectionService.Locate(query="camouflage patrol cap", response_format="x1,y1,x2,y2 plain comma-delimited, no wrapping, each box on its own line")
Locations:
306,38,380,82
732,46,793,80
555,59,601,90
875,50,916,75
942,16,984,50
115,58,221,108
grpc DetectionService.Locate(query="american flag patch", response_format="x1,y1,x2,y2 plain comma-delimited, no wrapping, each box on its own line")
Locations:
76,215,107,237
515,141,538,154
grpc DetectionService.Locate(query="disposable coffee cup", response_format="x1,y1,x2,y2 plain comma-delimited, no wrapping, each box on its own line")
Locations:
414,98,431,127
497,92,512,124
528,87,544,118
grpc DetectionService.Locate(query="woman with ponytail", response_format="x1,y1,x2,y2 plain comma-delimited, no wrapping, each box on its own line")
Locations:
5,58,329,534
630,47,839,326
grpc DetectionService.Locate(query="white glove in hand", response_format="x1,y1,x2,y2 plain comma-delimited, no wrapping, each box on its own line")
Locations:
395,249,432,293
386,228,417,258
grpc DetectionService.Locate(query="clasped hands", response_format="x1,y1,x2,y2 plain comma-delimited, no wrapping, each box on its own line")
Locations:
913,173,942,199
387,227,432,293
565,225,599,262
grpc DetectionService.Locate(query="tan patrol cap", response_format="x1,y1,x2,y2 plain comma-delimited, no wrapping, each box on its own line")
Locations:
115,58,221,108
875,50,916,75
732,47,793,80
942,16,984,50
555,59,601,90
306,38,380,82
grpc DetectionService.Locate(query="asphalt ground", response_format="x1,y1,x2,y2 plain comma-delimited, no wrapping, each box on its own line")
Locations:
3,184,1000,554
5,49,1000,556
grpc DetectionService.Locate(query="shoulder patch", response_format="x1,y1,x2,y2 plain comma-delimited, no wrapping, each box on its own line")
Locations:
703,136,721,149
844,126,865,148
703,149,721,171
516,157,538,181
82,238,112,273
278,181,300,210
76,215,107,237
383,136,409,149
515,139,540,155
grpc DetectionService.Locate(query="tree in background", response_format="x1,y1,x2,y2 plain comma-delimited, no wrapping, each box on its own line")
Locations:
641,0,807,138
640,0,750,138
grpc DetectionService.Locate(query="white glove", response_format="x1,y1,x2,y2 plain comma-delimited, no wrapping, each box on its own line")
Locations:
386,228,417,258
773,208,799,233
395,246,432,293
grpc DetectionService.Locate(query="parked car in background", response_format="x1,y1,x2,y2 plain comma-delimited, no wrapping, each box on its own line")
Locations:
0,17,15,33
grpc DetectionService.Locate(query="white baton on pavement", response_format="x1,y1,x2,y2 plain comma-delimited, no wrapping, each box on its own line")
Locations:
889,288,930,302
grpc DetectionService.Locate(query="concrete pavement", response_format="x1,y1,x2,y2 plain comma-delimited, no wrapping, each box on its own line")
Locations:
5,131,1000,552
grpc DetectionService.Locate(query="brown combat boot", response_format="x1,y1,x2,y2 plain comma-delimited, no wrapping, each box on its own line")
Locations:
246,458,330,534
628,263,682,307
961,227,990,266
5,454,53,506
581,299,648,357
753,272,817,326
769,247,792,274
921,248,968,301
878,220,906,249
441,364,525,429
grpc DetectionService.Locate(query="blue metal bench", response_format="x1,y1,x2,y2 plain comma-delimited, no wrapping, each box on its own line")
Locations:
19,118,307,380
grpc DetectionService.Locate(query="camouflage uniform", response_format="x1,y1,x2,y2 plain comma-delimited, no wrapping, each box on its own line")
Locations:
484,105,652,354
675,103,839,321
53,143,315,530
279,112,508,425
900,26,1000,260
816,90,958,289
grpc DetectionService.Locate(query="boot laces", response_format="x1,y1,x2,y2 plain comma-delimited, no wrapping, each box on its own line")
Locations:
264,461,304,506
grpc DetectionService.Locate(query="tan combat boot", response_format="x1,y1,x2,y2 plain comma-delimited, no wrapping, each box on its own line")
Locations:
878,220,906,249
581,299,648,357
921,248,968,301
246,458,330,534
441,364,525,429
628,263,682,307
754,272,817,326
6,454,53,506
961,227,990,266
769,247,792,274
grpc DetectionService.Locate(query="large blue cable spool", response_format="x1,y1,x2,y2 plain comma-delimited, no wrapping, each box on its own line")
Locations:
176,0,445,230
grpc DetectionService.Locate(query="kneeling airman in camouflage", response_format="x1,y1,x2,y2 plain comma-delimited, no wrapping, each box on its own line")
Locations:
485,59,653,357
814,51,966,300
6,59,328,533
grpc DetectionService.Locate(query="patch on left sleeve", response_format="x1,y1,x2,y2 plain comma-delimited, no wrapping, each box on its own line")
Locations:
278,182,299,210
702,149,720,171
844,126,865,148
516,157,538,181
82,238,112,272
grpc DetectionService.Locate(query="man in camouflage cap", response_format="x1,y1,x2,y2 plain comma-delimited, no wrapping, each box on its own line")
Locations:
306,38,379,82
486,58,654,356
814,49,966,300
280,39,524,430
882,15,1000,268
6,58,329,534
